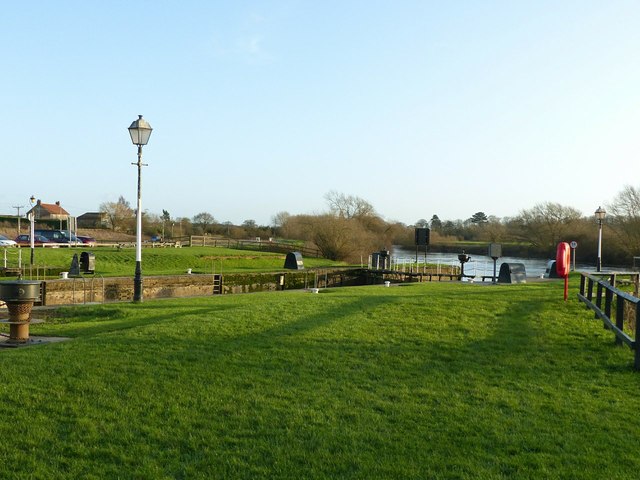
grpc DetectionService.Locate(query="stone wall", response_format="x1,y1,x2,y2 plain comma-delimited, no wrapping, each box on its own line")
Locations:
41,275,220,305
39,269,367,306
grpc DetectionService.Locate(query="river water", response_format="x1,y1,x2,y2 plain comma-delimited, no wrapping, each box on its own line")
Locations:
391,246,595,278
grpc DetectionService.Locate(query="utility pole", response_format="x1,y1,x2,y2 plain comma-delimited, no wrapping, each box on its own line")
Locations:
12,205,24,234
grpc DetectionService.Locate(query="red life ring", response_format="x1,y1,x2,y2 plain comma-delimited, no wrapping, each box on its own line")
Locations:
556,242,571,277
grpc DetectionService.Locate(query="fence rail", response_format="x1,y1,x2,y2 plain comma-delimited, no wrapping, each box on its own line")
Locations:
577,272,640,369
189,237,321,258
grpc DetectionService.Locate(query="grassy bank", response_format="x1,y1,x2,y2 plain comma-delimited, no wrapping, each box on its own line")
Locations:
12,246,347,277
1,279,639,478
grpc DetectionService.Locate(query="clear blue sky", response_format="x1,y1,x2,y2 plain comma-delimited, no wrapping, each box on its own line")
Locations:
1,1,638,226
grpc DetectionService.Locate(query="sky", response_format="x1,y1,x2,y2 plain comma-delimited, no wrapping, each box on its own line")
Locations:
1,1,639,226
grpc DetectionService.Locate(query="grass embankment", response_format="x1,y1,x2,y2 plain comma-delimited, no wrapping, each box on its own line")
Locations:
1,279,639,478
17,246,347,276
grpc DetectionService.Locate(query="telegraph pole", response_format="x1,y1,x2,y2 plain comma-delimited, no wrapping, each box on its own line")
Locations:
12,205,24,234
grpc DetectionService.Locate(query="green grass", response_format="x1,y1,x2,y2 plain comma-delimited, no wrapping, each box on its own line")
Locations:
2,279,640,478
17,246,347,276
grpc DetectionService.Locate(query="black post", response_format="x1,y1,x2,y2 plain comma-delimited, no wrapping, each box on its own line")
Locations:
134,261,142,301
595,282,603,320
635,302,640,370
133,145,143,303
615,294,624,346
604,288,613,322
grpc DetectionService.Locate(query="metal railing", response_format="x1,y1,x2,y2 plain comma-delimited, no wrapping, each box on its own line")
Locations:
578,272,640,370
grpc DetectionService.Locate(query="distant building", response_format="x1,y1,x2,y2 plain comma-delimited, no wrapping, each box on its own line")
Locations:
27,200,69,221
77,212,110,228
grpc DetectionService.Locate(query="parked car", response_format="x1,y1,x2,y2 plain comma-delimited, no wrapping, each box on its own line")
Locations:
0,234,17,247
14,234,51,246
34,229,81,245
76,235,96,246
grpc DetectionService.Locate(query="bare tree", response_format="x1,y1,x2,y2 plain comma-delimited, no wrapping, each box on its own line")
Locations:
271,211,290,226
242,219,258,237
99,196,134,232
192,212,215,234
324,191,376,219
514,202,582,251
311,215,380,261
607,185,640,256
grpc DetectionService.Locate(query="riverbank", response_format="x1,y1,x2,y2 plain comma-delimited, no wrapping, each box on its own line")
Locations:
395,241,541,258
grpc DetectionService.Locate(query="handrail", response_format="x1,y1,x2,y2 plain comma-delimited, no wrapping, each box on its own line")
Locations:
578,272,640,369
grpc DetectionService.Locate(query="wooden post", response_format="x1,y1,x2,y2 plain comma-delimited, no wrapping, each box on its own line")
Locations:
595,282,603,319
635,302,640,370
604,288,613,328
616,294,624,346
580,274,586,296
587,278,594,306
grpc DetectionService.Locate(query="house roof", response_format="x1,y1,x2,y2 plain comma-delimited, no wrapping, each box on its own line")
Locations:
27,200,70,217
78,212,107,219
39,203,69,216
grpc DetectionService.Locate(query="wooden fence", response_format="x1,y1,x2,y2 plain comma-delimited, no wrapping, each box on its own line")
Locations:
577,272,640,370
189,237,321,258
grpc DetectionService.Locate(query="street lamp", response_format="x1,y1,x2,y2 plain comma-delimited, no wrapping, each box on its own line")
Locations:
595,206,606,272
29,196,35,266
128,115,153,302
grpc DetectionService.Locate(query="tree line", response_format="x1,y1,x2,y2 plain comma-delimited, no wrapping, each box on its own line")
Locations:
98,196,271,240
98,185,640,267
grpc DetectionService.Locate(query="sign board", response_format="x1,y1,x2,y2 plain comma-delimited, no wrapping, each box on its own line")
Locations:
570,241,578,249
488,243,502,259
415,228,430,246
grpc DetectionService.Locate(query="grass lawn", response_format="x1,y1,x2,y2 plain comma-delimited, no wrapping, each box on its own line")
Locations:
1,279,639,478
17,246,347,276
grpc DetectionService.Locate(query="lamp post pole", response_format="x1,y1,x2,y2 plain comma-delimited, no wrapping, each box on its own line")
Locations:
29,196,36,266
128,115,153,303
134,144,144,301
595,206,606,273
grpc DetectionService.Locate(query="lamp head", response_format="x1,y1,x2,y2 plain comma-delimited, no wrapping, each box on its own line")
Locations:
128,115,153,146
594,206,607,222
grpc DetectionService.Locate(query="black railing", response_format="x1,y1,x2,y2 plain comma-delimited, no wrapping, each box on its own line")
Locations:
578,272,640,369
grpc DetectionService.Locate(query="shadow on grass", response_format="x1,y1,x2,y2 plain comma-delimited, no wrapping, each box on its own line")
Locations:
28,283,633,380
30,303,243,338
